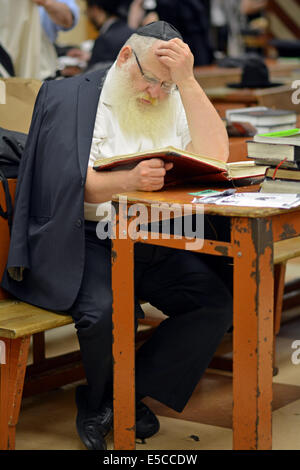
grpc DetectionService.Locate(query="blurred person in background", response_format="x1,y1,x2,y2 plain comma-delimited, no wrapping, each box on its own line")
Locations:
241,0,268,17
32,0,80,78
0,0,59,79
0,43,15,77
32,0,80,44
128,0,159,27
86,0,134,70
127,0,214,66
64,0,134,75
210,0,268,57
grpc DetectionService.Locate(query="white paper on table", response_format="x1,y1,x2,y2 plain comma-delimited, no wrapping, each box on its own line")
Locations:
193,193,300,209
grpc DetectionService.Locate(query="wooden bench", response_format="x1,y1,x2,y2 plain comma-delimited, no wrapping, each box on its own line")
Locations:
0,301,85,450
273,237,300,339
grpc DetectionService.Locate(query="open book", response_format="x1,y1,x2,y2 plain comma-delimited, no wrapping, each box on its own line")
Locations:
93,146,268,186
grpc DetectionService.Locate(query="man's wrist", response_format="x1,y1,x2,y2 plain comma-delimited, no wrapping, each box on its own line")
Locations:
176,76,199,91
120,170,136,193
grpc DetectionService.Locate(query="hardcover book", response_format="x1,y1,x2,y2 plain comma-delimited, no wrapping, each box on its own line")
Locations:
247,129,300,168
265,167,300,181
253,128,300,146
247,141,300,165
260,178,300,194
227,108,297,127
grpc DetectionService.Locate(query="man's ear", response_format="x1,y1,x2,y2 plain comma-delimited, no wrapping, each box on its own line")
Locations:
117,46,133,67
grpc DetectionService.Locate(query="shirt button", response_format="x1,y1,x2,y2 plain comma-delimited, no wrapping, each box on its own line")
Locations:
76,218,83,228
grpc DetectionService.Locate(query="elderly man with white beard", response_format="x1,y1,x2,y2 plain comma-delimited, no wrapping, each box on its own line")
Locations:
2,21,233,451
85,26,228,208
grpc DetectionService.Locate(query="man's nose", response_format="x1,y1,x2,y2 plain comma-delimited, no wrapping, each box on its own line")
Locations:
147,83,162,98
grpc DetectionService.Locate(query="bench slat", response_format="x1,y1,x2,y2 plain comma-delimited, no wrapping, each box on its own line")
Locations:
0,301,72,339
274,236,300,265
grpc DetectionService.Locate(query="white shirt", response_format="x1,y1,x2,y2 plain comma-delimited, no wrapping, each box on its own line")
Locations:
84,65,191,222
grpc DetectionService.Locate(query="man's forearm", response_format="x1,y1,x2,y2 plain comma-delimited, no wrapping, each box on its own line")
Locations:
34,0,74,28
85,167,132,204
154,39,229,162
85,159,170,203
179,78,229,162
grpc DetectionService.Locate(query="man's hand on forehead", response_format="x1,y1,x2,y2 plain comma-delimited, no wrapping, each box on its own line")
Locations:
154,38,194,88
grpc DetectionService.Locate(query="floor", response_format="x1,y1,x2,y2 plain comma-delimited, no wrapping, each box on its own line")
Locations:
14,259,300,451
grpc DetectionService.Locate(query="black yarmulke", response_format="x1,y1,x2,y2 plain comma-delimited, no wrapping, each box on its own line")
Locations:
136,21,183,41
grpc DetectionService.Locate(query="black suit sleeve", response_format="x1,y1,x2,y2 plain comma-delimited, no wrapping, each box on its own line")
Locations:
6,82,48,275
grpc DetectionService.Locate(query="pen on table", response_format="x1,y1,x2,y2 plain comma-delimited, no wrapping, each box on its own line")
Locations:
192,188,236,204
203,189,236,198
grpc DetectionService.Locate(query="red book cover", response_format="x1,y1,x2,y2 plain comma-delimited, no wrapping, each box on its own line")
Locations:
93,147,267,185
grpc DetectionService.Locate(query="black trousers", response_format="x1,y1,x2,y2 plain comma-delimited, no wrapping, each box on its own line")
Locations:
69,220,233,413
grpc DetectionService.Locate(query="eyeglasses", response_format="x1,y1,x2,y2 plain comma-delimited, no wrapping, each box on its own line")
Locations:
132,49,178,94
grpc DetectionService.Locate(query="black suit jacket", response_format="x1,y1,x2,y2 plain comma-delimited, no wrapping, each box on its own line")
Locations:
1,68,109,310
88,20,134,69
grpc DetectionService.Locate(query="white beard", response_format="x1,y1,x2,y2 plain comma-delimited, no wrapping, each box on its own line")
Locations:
104,64,178,146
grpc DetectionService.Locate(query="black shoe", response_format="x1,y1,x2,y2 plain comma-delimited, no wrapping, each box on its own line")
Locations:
75,385,113,450
99,398,159,440
135,401,160,439
109,399,159,439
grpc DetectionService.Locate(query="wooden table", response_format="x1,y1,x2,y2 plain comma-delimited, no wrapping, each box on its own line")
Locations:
196,61,300,115
111,186,300,450
194,60,300,89
204,81,300,115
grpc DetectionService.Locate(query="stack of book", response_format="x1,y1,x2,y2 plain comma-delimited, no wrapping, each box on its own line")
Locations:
246,129,300,193
226,106,297,134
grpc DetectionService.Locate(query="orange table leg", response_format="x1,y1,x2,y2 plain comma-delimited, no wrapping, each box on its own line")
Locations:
112,208,136,450
0,335,31,450
232,217,273,450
